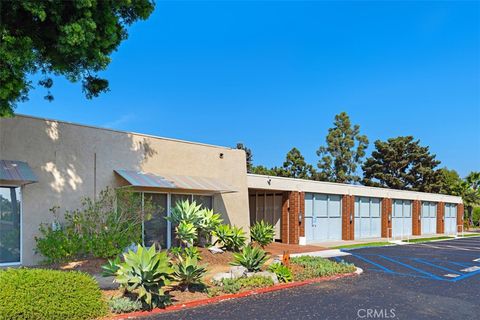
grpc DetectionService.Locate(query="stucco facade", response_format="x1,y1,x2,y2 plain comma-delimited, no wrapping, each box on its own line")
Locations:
0,115,249,265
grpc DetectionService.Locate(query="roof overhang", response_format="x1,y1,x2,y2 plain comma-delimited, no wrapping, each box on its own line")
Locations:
115,169,237,194
0,160,38,186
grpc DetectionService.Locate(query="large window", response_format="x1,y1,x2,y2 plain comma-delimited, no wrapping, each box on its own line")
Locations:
0,187,21,264
141,193,213,249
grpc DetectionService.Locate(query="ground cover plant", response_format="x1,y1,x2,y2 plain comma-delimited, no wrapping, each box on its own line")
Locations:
290,256,356,281
0,268,107,320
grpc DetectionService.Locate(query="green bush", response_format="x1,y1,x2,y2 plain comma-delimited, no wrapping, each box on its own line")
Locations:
268,263,293,283
236,275,273,289
231,245,268,272
173,256,207,291
0,268,107,320
35,188,146,263
218,278,241,293
250,221,275,248
114,244,174,309
213,224,247,251
291,256,356,281
211,276,273,295
108,296,143,314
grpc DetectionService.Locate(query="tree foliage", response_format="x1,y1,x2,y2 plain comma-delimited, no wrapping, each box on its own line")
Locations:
362,136,442,192
437,168,463,195
316,112,369,183
236,143,253,173
0,0,155,116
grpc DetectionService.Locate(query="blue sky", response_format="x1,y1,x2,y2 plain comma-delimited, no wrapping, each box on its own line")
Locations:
18,1,479,177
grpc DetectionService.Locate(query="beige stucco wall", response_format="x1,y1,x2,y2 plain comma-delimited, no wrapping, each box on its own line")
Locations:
0,115,249,265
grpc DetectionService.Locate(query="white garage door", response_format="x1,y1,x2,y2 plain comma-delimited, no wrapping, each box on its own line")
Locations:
421,202,437,235
445,203,457,235
354,197,381,239
305,193,342,243
392,200,412,239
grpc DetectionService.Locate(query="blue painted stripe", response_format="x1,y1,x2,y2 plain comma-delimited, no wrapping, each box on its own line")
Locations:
449,269,480,282
349,253,394,273
413,258,460,274
369,269,446,281
378,255,443,280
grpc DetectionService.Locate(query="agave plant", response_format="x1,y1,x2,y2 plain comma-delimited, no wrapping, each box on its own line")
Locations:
175,220,197,247
250,220,275,248
268,262,293,283
166,200,203,225
197,209,223,245
231,245,268,272
173,255,207,291
213,224,246,252
114,244,174,309
101,256,121,277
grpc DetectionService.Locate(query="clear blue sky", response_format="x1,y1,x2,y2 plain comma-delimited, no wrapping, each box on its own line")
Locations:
18,1,479,177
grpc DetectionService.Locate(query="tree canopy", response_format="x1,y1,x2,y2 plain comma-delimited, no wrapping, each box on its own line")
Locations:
362,136,442,192
0,0,155,116
276,147,315,179
316,112,369,183
236,143,253,173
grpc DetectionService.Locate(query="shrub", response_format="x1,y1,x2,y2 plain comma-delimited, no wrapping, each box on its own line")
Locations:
213,224,247,251
173,256,207,291
237,275,274,289
0,268,107,320
108,296,142,314
268,263,293,283
231,245,268,272
290,256,356,281
218,278,241,294
114,244,174,309
175,221,197,247
35,188,146,263
250,221,275,248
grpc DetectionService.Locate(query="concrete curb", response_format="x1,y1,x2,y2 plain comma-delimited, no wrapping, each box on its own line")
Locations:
108,270,360,319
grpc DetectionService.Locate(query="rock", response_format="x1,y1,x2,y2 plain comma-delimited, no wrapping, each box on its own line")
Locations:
229,266,247,278
212,272,233,283
93,275,119,290
208,246,224,254
246,271,279,284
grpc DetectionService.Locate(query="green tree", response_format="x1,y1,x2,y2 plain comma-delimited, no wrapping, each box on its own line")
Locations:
461,172,480,228
278,147,314,179
438,167,463,195
1,0,155,116
316,112,369,183
362,136,442,192
236,143,253,173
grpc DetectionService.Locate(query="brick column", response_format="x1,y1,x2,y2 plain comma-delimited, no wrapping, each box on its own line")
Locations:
437,202,445,234
381,198,392,238
457,203,464,232
342,195,355,240
412,200,421,236
288,191,301,244
281,192,290,243
299,192,305,238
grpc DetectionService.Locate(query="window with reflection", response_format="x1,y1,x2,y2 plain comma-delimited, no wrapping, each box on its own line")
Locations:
0,187,21,264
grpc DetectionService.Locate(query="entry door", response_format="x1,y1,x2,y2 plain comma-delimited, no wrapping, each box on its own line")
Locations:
444,204,457,235
392,200,412,238
421,202,437,235
354,197,381,239
305,193,342,243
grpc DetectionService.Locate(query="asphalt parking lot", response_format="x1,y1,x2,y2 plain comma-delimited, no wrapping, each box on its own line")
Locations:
146,237,480,320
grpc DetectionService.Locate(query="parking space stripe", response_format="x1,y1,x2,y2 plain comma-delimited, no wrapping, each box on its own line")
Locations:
378,255,443,280
349,253,394,274
413,258,460,274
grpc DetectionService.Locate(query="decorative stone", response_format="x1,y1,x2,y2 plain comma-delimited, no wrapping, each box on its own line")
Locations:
212,272,233,283
208,246,224,254
229,266,248,278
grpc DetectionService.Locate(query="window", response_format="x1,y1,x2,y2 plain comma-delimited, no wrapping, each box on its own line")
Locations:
0,187,21,264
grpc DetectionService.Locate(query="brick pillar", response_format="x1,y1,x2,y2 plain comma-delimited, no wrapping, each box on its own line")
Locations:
412,200,421,236
299,192,305,238
281,192,290,243
437,202,445,234
381,198,392,238
342,195,355,240
457,203,464,232
288,191,301,244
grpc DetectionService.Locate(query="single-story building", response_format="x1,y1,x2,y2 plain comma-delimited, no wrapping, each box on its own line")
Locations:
0,115,464,266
